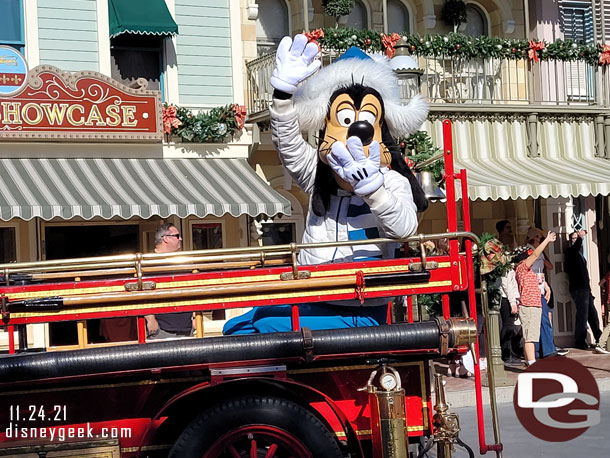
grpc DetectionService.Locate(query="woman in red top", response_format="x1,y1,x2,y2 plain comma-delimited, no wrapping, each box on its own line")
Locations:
514,231,557,366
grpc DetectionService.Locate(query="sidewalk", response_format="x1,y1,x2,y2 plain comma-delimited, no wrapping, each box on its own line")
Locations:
435,348,610,408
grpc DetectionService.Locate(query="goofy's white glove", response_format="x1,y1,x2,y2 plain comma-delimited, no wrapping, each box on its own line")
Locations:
327,137,384,197
270,34,321,94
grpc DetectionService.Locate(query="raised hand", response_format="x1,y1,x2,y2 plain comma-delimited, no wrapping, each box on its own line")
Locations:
327,137,384,197
270,34,321,94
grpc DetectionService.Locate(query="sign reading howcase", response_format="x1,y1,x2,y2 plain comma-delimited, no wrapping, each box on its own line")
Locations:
0,47,162,142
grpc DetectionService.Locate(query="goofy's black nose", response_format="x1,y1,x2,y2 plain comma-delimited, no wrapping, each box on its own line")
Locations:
347,121,374,146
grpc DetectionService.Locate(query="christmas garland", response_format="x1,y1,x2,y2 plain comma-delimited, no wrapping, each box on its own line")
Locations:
309,28,610,66
162,103,246,143
399,131,444,185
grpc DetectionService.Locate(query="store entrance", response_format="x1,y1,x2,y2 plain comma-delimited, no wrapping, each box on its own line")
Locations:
45,224,139,347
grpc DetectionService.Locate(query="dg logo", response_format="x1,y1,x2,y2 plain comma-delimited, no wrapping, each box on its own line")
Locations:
513,356,600,441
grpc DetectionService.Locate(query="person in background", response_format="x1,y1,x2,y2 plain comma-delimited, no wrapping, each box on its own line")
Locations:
145,223,194,340
596,264,610,354
513,231,557,367
496,220,516,251
499,265,523,365
524,227,568,357
565,230,603,351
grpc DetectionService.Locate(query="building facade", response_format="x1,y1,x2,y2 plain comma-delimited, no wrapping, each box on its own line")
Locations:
245,0,610,347
0,0,291,348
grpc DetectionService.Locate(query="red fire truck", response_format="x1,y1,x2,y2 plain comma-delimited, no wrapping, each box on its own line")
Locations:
0,121,502,458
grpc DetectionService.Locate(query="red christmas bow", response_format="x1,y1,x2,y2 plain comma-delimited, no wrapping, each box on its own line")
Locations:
305,28,324,50
382,33,401,58
600,44,610,65
233,104,247,130
528,40,545,63
162,105,182,135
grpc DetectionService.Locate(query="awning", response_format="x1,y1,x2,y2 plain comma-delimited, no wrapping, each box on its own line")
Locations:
108,0,179,39
0,158,290,221
425,116,610,201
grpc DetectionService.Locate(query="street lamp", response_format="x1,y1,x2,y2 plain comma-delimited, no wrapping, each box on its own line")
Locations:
390,37,423,102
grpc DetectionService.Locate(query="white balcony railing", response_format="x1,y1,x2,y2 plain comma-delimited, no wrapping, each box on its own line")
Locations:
246,51,609,116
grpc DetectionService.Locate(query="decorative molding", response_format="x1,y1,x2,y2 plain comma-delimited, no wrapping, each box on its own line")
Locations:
247,3,259,20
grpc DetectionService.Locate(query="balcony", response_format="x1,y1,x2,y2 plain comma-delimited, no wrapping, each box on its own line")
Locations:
246,49,610,120
245,38,610,204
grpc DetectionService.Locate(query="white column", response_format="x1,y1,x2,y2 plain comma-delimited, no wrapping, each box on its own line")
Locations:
229,0,245,104
23,0,40,67
96,0,111,75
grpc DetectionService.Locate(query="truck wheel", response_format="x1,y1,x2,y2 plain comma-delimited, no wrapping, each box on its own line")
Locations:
169,395,344,458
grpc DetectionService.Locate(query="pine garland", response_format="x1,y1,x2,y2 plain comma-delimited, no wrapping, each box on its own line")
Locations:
400,131,444,185
311,29,610,66
164,104,242,143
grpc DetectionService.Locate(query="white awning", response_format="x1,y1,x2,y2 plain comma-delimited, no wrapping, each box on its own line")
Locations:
0,158,291,221
425,116,610,201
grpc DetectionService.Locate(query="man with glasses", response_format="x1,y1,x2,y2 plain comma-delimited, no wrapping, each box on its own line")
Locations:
145,223,194,340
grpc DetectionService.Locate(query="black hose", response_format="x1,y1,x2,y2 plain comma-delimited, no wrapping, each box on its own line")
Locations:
416,437,435,458
456,437,475,458
0,320,454,383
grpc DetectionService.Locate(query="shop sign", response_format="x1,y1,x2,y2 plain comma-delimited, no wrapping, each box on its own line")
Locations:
0,47,162,142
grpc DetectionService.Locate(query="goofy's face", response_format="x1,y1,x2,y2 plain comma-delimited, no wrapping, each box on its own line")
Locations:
319,86,392,192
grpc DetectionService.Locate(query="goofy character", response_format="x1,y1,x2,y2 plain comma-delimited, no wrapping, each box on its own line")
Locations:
224,34,429,335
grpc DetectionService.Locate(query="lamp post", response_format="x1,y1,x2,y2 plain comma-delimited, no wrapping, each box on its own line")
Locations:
390,37,423,102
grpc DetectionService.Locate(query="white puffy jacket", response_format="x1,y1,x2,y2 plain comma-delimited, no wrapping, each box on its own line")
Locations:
270,97,418,272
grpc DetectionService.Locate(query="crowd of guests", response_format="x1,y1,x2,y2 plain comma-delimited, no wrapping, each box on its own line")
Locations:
493,220,609,370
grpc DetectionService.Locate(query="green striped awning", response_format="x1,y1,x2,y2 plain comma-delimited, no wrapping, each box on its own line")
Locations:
108,0,178,39
425,116,610,201
0,158,290,221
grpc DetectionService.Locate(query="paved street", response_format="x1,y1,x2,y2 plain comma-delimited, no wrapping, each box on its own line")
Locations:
427,349,610,457
445,391,610,458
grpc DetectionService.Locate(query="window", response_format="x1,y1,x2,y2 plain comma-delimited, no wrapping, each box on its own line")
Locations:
261,222,296,246
44,224,140,347
192,222,223,250
387,0,410,34
0,227,16,262
256,0,289,55
559,1,595,101
462,4,488,37
111,34,163,94
346,0,368,29
0,0,24,53
560,1,594,44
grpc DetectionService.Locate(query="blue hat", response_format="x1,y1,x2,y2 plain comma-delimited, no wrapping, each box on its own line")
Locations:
335,46,373,62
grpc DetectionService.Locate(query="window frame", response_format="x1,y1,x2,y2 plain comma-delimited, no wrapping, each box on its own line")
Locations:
110,35,165,100
0,222,20,263
386,0,414,34
0,0,25,53
187,219,226,251
462,1,491,37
